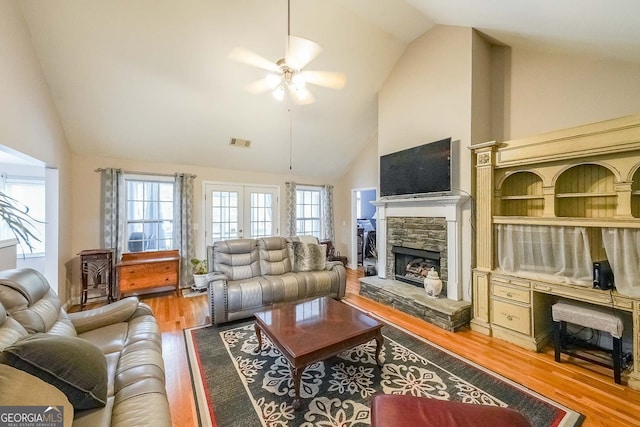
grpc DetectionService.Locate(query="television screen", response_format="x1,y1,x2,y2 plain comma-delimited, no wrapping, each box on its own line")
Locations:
380,138,451,197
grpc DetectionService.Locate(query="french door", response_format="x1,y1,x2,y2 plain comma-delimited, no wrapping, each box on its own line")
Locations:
204,183,279,244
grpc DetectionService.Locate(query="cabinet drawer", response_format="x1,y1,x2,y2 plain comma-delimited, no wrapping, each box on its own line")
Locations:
120,272,177,292
119,261,174,278
492,283,530,304
491,300,531,335
118,261,178,292
491,274,529,288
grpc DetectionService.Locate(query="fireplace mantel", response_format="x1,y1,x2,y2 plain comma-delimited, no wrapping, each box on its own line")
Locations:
372,194,469,301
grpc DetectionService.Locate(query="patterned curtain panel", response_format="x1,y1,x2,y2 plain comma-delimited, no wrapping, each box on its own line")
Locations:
322,184,335,241
175,173,196,288
285,181,297,237
101,168,125,260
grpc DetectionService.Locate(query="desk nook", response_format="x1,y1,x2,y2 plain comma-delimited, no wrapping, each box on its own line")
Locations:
471,114,640,389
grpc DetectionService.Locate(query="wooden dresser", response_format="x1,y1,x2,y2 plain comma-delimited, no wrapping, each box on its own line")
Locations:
116,249,180,298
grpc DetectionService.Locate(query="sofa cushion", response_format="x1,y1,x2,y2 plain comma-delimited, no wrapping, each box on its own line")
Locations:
0,304,29,351
0,364,73,427
0,269,76,337
291,241,327,272
0,333,108,410
258,237,293,275
212,239,261,280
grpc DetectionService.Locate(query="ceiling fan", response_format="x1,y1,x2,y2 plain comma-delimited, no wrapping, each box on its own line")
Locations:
228,0,346,105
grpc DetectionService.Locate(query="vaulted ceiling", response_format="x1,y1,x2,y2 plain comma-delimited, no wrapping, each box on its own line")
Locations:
19,0,640,178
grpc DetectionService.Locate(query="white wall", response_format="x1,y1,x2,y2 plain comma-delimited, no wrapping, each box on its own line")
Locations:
333,132,379,264
0,0,72,301
509,48,640,139
377,25,476,301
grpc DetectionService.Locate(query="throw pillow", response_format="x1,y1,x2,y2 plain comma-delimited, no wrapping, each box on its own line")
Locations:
292,241,327,272
0,364,73,427
0,333,107,410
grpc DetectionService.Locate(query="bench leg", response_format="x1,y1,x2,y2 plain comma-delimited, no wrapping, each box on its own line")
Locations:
554,321,563,362
613,337,622,384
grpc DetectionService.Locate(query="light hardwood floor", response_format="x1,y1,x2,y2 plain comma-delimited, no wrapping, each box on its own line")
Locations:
130,268,640,427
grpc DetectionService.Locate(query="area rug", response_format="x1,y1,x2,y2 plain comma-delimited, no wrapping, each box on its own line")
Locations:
185,319,583,427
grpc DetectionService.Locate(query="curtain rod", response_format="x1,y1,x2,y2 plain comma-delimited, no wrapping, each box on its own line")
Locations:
94,168,196,179
289,181,332,187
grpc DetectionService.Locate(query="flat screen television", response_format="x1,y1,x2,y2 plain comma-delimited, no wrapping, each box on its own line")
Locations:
380,137,452,198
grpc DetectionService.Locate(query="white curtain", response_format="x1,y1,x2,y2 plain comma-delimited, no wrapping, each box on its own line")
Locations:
175,173,195,288
101,168,125,260
497,224,593,286
285,182,297,237
322,184,335,241
601,228,640,297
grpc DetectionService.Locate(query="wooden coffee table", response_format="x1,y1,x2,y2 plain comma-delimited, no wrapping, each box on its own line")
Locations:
254,297,384,410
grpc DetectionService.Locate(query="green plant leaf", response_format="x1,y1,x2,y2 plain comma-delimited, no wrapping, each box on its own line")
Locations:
0,191,43,252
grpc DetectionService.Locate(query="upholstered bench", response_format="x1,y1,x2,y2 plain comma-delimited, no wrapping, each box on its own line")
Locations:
370,394,530,426
552,300,624,383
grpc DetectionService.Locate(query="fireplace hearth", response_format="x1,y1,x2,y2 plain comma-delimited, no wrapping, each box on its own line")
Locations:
392,246,440,288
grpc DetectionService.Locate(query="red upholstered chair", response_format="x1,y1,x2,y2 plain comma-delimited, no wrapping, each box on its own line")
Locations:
370,394,531,427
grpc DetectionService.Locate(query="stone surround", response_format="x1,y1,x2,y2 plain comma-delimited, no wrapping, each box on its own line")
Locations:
386,216,448,297
372,194,469,300
359,276,471,332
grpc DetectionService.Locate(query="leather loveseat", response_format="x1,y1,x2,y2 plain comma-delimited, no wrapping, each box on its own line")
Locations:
207,236,346,325
0,268,171,427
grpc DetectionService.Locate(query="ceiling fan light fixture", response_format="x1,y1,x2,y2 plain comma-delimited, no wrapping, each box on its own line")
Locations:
266,73,282,88
229,0,345,104
291,72,306,90
273,85,286,101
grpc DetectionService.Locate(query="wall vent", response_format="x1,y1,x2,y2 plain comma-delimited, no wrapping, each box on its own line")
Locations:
230,138,251,148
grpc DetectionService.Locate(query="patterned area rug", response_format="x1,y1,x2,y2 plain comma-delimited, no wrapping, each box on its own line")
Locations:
185,318,583,427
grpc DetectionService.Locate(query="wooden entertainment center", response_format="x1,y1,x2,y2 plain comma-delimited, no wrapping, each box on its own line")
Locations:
470,114,640,390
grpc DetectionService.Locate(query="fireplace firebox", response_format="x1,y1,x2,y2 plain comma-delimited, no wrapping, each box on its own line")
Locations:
392,246,440,288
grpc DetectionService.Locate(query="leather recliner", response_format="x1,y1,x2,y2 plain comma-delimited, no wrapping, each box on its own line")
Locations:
0,268,172,426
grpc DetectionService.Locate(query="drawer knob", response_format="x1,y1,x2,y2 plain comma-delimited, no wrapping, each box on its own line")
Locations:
506,314,513,321
506,292,513,298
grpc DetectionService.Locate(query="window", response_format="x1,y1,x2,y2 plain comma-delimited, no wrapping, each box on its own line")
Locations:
296,187,322,238
1,175,45,255
125,176,175,252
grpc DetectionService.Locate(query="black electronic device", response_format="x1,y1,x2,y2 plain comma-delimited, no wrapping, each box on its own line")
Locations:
593,260,614,290
380,137,452,197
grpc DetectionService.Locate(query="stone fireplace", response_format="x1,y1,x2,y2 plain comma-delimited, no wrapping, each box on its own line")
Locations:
359,194,471,331
388,218,446,294
372,194,467,300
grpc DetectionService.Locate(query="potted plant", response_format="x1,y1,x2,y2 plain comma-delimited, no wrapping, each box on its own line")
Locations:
0,192,41,252
190,258,208,291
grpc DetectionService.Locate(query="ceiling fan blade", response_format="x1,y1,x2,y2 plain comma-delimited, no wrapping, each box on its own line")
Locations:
288,85,316,105
302,70,347,90
286,35,322,70
228,47,280,73
245,77,281,94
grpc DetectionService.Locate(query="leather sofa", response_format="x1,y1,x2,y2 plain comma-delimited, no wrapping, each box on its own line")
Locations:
0,268,171,427
207,236,347,325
